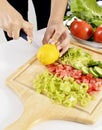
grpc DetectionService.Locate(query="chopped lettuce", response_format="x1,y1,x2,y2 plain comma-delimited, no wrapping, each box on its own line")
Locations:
33,71,92,107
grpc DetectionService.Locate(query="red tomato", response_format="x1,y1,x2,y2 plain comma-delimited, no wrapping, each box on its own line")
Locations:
70,19,93,40
94,26,102,43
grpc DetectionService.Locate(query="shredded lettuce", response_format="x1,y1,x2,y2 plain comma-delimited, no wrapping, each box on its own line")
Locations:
58,47,93,70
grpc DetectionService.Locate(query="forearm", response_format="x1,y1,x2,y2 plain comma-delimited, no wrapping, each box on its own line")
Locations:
0,0,7,5
0,0,6,2
49,0,68,23
0,0,12,10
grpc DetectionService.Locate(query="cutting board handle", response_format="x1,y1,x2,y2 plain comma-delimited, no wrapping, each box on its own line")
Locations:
5,84,52,130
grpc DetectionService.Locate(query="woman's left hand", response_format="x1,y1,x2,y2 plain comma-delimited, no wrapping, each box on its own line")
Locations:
42,21,70,57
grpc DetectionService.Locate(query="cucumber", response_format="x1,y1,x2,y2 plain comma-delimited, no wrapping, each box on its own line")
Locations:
88,60,102,67
94,66,102,78
81,66,89,74
98,62,102,68
89,67,99,78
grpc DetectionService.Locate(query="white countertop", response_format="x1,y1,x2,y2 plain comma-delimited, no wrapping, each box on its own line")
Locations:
0,29,102,130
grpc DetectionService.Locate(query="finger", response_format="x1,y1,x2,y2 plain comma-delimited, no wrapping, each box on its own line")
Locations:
59,44,69,57
3,24,12,38
58,42,69,57
49,25,68,45
42,28,55,44
49,31,62,44
22,21,33,41
7,30,12,38
11,28,20,39
9,22,21,39
57,32,70,57
58,38,70,57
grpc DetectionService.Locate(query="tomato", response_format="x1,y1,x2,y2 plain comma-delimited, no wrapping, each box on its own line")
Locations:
70,19,93,40
94,26,102,43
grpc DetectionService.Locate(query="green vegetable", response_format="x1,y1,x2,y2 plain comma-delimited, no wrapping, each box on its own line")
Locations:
94,66,102,78
88,60,102,67
33,71,92,107
81,66,89,75
89,67,99,78
58,47,93,72
70,0,102,28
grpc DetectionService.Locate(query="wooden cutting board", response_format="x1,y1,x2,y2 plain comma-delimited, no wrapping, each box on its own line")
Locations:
5,41,102,130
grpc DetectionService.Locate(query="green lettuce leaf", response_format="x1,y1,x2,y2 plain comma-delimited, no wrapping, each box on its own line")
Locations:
70,0,102,27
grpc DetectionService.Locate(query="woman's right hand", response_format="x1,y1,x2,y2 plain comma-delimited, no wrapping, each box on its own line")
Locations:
0,0,33,40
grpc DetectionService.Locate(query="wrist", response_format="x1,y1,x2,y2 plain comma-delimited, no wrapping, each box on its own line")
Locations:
47,19,63,26
0,0,7,2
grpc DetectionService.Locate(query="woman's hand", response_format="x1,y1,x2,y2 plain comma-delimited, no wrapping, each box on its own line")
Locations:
0,0,33,40
43,21,70,57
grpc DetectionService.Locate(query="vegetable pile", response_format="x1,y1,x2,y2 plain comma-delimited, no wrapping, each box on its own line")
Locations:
69,0,102,27
34,71,92,107
33,47,102,107
65,0,102,43
47,64,102,94
58,47,102,78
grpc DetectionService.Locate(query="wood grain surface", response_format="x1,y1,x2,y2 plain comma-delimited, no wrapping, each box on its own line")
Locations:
5,41,102,130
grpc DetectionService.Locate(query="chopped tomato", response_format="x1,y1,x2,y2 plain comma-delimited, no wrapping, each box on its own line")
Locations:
47,63,102,94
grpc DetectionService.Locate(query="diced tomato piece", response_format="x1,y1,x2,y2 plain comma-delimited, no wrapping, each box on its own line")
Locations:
70,69,82,79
